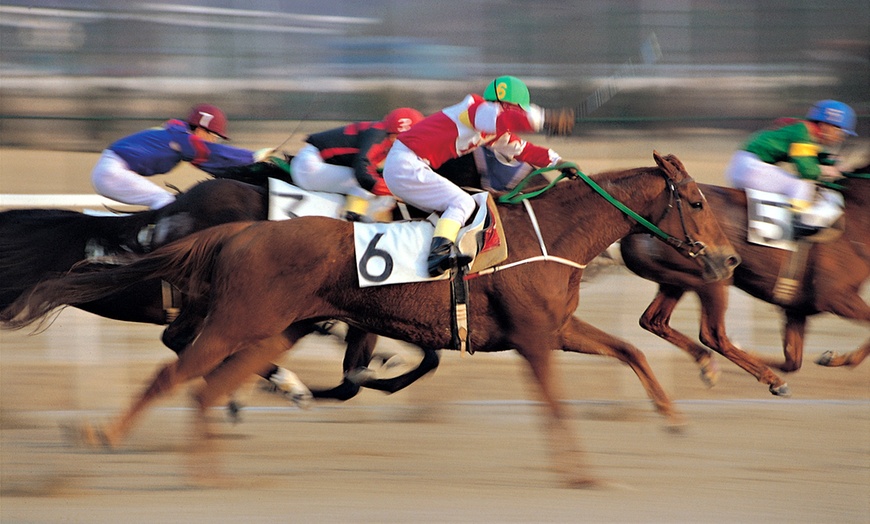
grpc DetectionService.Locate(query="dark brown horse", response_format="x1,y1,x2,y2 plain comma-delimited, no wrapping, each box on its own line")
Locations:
619,164,870,396
2,152,739,486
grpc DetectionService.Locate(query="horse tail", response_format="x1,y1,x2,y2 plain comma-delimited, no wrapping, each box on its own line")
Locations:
0,222,254,330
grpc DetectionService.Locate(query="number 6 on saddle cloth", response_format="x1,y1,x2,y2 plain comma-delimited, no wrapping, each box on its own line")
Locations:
353,192,506,287
267,178,507,287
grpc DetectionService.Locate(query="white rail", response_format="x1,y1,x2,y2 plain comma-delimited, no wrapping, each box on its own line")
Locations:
0,194,142,210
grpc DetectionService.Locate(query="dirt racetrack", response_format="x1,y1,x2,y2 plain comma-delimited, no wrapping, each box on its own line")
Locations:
2,272,868,524
1,137,869,523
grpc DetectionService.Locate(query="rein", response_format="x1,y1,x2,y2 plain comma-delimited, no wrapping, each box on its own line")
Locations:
497,163,707,259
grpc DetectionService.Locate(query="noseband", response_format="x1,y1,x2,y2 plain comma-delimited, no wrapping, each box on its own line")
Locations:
662,178,708,259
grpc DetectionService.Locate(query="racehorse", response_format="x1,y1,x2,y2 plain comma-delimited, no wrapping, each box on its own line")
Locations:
2,152,740,486
619,162,870,396
0,153,535,404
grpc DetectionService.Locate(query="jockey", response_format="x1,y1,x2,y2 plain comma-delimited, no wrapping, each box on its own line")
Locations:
92,103,264,209
725,99,857,232
383,75,575,277
290,107,425,222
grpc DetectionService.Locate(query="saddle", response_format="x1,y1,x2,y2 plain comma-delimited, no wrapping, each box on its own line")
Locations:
744,188,844,250
744,188,844,303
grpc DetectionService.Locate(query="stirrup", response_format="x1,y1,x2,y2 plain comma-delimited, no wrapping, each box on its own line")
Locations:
342,210,373,223
427,238,471,277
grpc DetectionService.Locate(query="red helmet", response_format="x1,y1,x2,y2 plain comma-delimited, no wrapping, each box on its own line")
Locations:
187,103,229,139
383,107,424,134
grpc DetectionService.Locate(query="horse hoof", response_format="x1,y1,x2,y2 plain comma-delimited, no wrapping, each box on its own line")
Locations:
225,400,243,424
563,476,602,489
65,422,115,449
665,417,689,434
288,388,314,410
373,351,407,370
346,366,376,385
769,383,791,397
815,351,835,366
699,358,721,388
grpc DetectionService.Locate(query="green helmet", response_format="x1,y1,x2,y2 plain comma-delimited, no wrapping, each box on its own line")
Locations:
483,76,531,110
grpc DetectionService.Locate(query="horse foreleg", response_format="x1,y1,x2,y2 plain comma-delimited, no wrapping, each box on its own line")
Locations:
196,335,296,413
751,311,805,373
356,345,440,394
561,316,684,427
180,333,297,484
85,321,261,448
516,342,596,488
695,286,790,396
256,364,314,408
309,326,377,400
639,284,720,387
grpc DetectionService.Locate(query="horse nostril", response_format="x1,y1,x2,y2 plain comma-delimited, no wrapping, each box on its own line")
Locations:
727,255,742,269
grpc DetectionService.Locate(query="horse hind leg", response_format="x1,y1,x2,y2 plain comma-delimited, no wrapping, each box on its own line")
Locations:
79,326,247,449
817,338,870,367
639,285,721,387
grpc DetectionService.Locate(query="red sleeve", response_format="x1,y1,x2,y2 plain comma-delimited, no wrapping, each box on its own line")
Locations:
515,142,555,167
495,106,536,135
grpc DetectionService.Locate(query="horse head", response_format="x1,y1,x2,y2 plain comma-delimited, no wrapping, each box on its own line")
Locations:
651,151,741,282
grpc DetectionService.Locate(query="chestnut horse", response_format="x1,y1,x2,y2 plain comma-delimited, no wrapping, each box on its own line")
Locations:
2,152,739,486
619,164,870,396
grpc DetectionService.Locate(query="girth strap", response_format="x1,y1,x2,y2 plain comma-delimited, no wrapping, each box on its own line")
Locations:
160,280,182,323
450,263,471,356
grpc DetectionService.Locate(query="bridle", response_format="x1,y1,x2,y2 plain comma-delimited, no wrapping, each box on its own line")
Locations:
498,163,709,260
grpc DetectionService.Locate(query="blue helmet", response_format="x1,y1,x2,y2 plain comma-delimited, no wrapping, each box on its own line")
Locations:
806,100,857,136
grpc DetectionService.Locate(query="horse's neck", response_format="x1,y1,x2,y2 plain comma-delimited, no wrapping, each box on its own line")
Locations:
503,170,663,265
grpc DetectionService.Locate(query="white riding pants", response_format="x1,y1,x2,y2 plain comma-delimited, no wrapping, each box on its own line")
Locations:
91,149,175,209
383,140,476,225
725,150,815,202
289,144,372,199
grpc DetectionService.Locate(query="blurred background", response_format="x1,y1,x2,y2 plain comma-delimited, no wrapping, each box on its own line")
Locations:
1,0,868,152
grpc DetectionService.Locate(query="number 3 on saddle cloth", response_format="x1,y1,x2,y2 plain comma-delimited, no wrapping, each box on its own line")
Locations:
267,178,507,287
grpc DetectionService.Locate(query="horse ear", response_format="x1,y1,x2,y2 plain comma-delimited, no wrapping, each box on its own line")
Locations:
652,151,687,181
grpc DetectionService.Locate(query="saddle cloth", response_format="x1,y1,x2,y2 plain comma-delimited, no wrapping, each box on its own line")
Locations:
745,188,798,251
268,178,396,222
353,192,507,287
268,178,507,287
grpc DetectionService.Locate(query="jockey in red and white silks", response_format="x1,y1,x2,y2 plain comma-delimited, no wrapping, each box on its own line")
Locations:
385,93,558,225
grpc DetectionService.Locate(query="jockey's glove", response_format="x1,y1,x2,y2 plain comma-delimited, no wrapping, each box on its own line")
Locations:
254,147,280,163
818,164,843,182
543,108,575,136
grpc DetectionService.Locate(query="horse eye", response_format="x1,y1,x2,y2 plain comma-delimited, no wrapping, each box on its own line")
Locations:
691,201,703,209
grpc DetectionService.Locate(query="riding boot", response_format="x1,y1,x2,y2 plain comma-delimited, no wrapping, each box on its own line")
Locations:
427,217,471,277
342,195,373,223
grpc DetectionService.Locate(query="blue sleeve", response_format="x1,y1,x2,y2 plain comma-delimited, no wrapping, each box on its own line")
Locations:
191,141,257,177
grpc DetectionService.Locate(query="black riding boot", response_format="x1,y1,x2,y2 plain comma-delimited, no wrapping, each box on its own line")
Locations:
427,237,471,277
